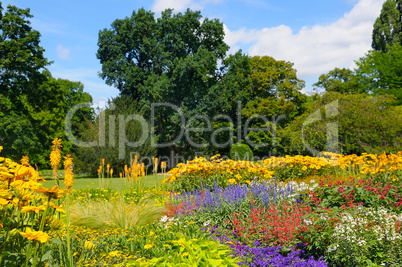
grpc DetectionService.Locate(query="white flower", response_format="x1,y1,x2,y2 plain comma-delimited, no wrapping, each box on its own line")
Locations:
203,220,211,227
160,215,169,223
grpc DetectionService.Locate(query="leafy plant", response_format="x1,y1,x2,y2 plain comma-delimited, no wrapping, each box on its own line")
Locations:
125,233,241,266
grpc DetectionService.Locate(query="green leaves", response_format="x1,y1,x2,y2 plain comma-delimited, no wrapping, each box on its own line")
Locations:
127,233,241,267
372,0,402,52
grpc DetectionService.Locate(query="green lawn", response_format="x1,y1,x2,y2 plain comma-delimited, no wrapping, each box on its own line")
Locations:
42,174,168,191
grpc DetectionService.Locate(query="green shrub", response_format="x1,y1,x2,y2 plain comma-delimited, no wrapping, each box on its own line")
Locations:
230,143,253,161
125,233,241,266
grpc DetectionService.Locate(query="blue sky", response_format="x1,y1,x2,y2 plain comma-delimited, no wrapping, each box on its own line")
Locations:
2,0,385,105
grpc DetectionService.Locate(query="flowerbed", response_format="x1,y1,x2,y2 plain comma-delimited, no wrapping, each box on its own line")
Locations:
2,145,402,266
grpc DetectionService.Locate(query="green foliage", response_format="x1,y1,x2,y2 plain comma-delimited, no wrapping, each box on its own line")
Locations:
310,178,402,213
248,56,306,106
372,0,402,52
127,234,241,266
242,96,298,157
0,4,94,166
313,68,361,94
281,92,402,155
229,143,253,160
74,95,156,176
354,43,402,105
305,206,402,266
97,8,229,158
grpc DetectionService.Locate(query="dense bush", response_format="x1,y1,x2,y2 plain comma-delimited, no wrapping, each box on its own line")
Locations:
230,143,254,161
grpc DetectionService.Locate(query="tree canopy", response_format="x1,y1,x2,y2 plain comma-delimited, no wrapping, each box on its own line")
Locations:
372,0,402,52
0,3,93,165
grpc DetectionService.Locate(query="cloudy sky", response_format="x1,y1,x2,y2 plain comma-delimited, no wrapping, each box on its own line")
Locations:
2,0,385,104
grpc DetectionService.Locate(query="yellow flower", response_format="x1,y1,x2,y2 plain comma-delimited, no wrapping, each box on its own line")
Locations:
154,158,158,173
108,251,120,257
0,146,3,153
84,241,96,250
144,244,154,249
0,198,9,206
35,186,67,199
21,205,46,213
227,178,237,184
52,138,62,150
302,166,308,171
0,171,13,181
64,155,73,189
20,156,29,165
50,149,61,168
20,228,50,243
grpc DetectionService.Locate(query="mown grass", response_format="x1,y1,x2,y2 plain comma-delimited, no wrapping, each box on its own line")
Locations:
41,174,168,191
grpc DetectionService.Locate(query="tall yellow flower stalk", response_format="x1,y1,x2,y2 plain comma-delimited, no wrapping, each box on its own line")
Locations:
63,155,74,190
63,154,74,266
50,138,62,186
154,157,158,174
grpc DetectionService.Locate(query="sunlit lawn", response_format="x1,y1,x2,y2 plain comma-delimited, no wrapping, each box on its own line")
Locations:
41,173,168,191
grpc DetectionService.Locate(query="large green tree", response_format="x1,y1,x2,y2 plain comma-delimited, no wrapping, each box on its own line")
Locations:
239,56,306,157
97,8,229,157
313,68,361,94
0,3,93,165
0,3,50,99
372,0,402,52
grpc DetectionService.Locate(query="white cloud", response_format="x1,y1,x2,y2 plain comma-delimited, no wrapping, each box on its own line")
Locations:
224,0,385,81
56,44,71,60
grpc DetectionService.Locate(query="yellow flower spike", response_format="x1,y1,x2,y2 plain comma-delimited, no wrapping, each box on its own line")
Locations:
0,146,2,153
50,149,61,168
110,168,113,177
64,155,74,189
154,157,158,173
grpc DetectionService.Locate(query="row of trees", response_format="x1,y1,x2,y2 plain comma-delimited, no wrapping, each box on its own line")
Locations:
1,1,401,171
91,0,402,166
0,3,92,165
